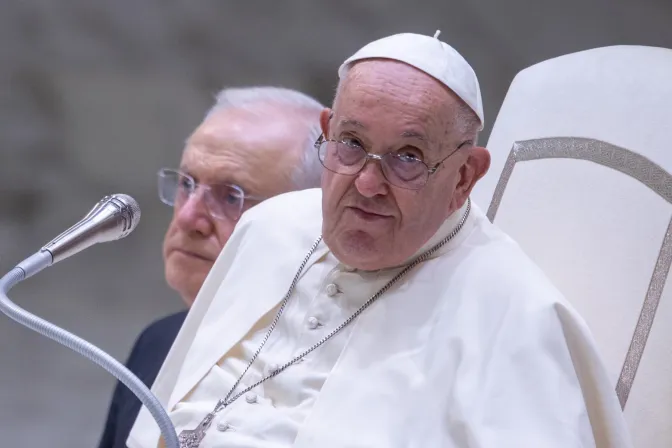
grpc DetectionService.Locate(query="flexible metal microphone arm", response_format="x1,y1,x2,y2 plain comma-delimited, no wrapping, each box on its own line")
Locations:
0,195,179,448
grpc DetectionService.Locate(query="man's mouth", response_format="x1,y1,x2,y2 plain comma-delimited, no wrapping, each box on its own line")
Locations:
173,249,213,262
348,206,392,221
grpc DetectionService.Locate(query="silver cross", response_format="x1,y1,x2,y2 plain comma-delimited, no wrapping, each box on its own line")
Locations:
177,412,215,448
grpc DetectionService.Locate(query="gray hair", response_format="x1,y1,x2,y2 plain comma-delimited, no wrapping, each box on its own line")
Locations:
204,86,325,189
455,102,482,145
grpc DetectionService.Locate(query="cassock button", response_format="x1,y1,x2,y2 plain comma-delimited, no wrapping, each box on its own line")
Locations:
268,363,279,374
307,316,320,329
217,420,230,432
245,392,258,404
326,283,339,297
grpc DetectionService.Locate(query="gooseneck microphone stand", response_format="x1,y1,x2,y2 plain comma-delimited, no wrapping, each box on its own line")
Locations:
0,194,179,448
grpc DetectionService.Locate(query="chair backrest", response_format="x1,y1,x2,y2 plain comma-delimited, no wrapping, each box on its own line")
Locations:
471,45,672,447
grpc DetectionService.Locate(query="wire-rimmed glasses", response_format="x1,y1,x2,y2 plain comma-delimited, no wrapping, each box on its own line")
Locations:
157,168,262,221
314,135,464,190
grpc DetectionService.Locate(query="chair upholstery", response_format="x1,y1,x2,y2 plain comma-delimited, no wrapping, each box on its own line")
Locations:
471,45,672,447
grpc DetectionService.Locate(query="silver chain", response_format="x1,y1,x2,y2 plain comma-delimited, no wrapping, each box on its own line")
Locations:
189,198,471,434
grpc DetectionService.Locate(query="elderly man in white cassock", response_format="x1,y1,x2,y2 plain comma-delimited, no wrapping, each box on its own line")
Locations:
128,32,633,448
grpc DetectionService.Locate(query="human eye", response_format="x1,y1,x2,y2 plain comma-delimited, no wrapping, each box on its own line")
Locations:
213,185,243,205
340,136,363,149
225,191,240,204
395,147,424,163
177,176,191,190
335,137,365,166
387,148,427,182
178,174,193,190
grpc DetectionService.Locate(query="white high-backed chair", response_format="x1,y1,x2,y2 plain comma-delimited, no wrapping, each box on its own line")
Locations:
471,45,672,447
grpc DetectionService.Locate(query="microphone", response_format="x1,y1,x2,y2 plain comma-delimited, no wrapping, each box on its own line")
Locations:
16,194,141,279
0,194,180,448
44,193,141,264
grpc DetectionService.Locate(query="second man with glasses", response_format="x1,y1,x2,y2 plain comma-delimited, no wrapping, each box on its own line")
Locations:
98,86,325,448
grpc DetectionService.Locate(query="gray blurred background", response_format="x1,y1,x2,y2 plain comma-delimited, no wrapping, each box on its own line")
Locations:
0,1,670,446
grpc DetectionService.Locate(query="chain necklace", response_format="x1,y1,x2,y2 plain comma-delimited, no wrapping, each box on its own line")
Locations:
177,199,471,448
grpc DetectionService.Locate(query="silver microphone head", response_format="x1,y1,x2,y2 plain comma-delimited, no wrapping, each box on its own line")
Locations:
104,194,142,239
41,194,142,264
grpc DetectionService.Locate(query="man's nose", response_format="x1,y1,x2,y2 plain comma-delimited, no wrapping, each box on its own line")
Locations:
174,189,213,236
354,160,389,198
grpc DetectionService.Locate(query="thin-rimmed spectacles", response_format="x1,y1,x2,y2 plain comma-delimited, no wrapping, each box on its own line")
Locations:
315,135,469,190
157,168,263,221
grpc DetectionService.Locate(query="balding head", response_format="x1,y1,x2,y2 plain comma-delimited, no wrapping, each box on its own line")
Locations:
204,86,325,189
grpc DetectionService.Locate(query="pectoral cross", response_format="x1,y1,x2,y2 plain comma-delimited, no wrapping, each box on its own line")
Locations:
178,412,215,448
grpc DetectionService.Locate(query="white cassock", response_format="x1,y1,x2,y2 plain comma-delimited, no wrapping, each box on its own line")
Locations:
127,188,632,448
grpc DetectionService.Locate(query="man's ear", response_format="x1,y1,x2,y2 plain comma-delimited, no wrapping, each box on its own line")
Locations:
454,146,491,206
320,108,332,138
468,146,491,185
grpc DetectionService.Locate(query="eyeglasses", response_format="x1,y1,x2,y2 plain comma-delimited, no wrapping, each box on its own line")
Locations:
157,168,262,221
315,135,466,190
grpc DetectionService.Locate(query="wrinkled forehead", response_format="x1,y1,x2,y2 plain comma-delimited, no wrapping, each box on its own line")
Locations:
333,60,463,143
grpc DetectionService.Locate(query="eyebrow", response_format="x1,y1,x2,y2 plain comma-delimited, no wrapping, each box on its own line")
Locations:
178,166,201,184
179,166,243,189
340,120,426,139
338,119,429,148
400,130,427,141
339,119,366,129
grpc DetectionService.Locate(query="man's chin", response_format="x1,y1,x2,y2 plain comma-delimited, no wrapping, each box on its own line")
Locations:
166,269,207,304
165,255,212,286
328,230,396,271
